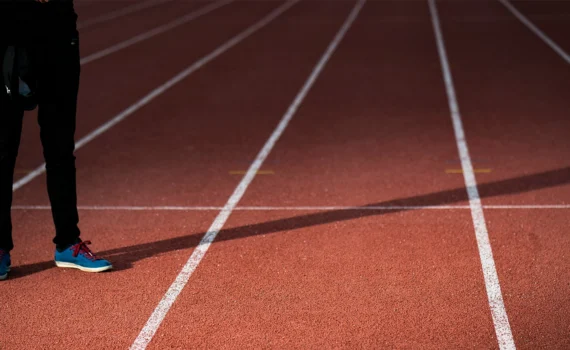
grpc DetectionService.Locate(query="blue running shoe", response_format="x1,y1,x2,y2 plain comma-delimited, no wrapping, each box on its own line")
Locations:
54,240,112,273
0,249,10,281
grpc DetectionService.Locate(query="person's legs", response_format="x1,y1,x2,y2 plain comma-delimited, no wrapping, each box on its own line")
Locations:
0,48,25,280
0,71,24,253
33,37,81,250
33,36,111,272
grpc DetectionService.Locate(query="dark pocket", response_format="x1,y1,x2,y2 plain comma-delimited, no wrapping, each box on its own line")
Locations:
2,45,38,111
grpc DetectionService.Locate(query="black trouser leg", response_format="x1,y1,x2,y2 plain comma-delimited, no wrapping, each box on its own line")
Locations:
0,93,24,252
33,38,82,248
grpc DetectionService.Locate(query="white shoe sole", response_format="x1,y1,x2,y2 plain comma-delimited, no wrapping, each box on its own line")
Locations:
55,261,113,273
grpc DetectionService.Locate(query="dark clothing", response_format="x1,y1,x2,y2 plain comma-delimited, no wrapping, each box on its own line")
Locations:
0,1,81,251
1,0,78,45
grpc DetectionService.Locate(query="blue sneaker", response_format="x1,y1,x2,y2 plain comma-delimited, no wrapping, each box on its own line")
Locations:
0,249,10,281
54,240,112,273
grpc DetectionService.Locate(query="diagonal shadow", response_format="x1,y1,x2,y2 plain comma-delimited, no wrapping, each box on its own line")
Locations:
7,166,570,280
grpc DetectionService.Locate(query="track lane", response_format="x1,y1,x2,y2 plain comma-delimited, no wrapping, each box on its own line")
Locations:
438,0,570,348
151,210,496,349
147,1,499,348
484,210,570,349
74,0,136,21
436,0,570,206
77,0,206,55
77,0,177,29
507,0,570,54
236,0,468,208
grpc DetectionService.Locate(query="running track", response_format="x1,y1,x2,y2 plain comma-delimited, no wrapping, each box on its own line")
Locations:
2,0,570,348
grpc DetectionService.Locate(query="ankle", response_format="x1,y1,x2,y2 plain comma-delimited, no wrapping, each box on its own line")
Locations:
56,238,82,252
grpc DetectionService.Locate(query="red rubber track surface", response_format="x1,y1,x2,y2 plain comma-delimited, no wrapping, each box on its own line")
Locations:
149,1,495,348
510,0,570,52
152,210,495,349
76,1,206,54
439,0,570,348
74,0,133,20
2,0,569,349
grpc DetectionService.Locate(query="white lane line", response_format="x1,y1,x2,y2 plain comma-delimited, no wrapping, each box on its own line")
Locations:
450,13,570,23
12,0,297,193
80,0,234,65
499,0,570,64
77,0,174,29
483,204,570,209
428,1,516,349
11,204,570,211
129,1,366,348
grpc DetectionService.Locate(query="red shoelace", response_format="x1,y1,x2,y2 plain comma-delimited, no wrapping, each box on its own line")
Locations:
71,241,99,261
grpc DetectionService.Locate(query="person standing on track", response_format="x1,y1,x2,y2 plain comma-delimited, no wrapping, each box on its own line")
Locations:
0,0,112,281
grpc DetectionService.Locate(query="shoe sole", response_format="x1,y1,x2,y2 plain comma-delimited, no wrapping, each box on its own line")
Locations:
0,266,8,280
55,261,112,273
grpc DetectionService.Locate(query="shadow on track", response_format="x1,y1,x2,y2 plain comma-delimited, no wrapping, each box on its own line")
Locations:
8,166,570,280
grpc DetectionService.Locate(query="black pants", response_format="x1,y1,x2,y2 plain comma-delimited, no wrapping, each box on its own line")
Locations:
0,37,81,251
